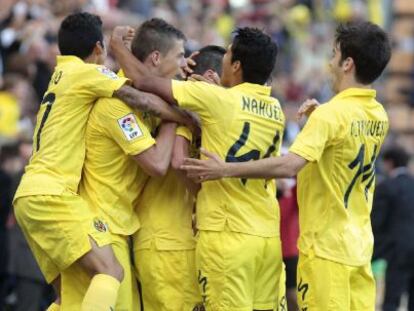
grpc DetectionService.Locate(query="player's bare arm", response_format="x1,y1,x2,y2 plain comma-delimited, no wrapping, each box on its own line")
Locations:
171,135,201,195
181,149,308,181
181,50,199,79
114,85,191,125
110,26,177,105
134,121,177,177
188,72,221,85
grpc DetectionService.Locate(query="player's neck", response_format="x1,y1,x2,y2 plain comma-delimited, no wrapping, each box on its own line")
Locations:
142,61,159,76
83,54,98,64
337,76,372,93
228,76,244,88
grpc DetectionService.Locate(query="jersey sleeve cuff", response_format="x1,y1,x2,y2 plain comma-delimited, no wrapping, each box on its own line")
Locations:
289,146,318,163
125,138,156,156
109,77,129,97
176,126,192,141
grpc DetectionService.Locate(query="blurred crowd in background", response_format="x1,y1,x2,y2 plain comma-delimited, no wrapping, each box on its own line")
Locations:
0,0,413,310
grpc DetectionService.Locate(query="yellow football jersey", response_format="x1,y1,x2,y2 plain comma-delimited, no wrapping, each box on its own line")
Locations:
134,126,196,250
79,95,156,236
172,81,285,237
289,88,389,266
0,91,20,138
15,55,128,198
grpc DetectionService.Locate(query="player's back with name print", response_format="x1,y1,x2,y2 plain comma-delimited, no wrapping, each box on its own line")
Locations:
222,91,285,200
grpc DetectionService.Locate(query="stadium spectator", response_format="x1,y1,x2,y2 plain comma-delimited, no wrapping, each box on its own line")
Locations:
372,146,414,311
0,145,13,307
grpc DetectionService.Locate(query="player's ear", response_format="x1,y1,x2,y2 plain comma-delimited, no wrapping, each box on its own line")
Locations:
232,60,241,74
95,41,105,56
342,56,354,73
150,50,161,67
203,69,215,80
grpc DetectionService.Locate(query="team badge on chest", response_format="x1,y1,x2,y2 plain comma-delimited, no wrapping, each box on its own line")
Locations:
93,218,108,232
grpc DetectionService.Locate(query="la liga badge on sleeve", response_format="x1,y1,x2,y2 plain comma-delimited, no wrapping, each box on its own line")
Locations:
117,113,143,141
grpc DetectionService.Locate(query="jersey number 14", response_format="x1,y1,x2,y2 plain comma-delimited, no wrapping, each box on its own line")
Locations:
344,144,378,208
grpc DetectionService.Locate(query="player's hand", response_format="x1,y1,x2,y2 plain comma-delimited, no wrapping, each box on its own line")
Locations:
188,72,221,85
122,27,135,51
296,98,320,121
111,26,135,46
210,72,221,85
181,148,226,182
181,51,199,79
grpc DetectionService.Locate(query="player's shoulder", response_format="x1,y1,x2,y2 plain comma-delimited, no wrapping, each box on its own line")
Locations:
201,81,227,91
310,101,338,120
91,96,133,119
372,99,389,120
178,80,227,94
74,62,119,80
94,65,119,79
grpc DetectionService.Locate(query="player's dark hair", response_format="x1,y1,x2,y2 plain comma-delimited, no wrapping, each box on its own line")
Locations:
58,12,104,60
231,27,278,85
191,45,226,76
335,21,391,85
383,147,410,168
131,18,186,62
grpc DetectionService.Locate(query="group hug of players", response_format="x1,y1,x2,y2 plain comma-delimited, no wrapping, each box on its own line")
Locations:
13,10,392,311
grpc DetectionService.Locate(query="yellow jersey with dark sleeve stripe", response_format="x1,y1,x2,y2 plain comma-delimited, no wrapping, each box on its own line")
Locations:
79,93,156,236
14,55,128,199
289,88,389,266
134,125,196,251
172,81,285,238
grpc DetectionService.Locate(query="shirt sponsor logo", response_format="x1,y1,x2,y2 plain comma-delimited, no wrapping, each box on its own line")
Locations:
96,66,118,79
118,114,143,141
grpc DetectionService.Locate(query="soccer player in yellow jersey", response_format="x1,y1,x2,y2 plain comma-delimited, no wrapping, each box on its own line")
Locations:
13,13,189,311
134,44,225,311
62,18,189,311
182,21,392,311
110,27,284,311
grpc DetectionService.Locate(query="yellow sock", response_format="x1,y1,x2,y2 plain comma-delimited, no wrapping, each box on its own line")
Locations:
46,302,60,311
81,274,120,311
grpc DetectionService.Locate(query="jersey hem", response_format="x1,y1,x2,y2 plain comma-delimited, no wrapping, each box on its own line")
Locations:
197,226,279,238
289,146,317,163
299,247,371,267
126,139,156,156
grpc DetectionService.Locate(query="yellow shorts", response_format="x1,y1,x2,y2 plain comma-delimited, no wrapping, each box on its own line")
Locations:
297,251,375,311
277,263,287,311
195,230,283,311
60,234,140,311
14,192,111,283
134,246,202,311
